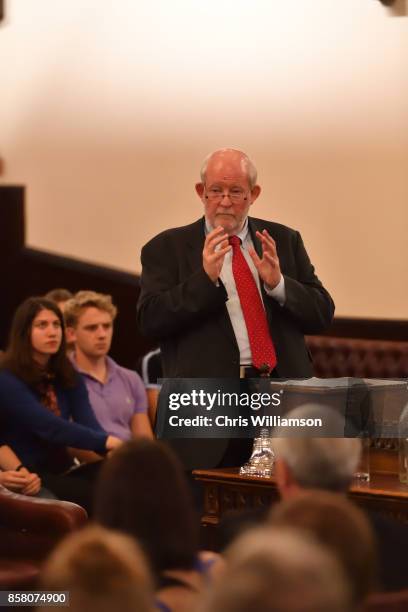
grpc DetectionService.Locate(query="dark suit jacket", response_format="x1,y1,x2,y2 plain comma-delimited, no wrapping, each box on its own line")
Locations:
137,216,335,468
368,510,408,592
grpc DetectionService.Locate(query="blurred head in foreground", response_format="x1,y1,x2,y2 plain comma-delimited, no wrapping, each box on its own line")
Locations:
273,405,362,496
269,490,378,606
94,439,199,577
200,526,351,612
40,525,154,612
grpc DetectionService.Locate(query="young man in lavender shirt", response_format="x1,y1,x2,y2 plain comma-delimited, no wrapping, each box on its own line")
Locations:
65,291,153,446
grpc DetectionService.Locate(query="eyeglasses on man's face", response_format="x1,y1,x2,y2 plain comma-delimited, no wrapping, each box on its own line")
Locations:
205,186,248,204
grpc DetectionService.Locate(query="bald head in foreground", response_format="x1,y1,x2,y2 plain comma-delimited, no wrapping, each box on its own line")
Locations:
273,405,362,496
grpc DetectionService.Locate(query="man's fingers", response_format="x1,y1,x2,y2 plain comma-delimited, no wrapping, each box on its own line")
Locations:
249,247,279,271
256,229,276,247
256,230,277,253
264,251,279,267
202,235,231,282
205,232,228,253
261,229,275,242
205,226,226,242
205,240,231,261
207,226,225,237
212,245,231,261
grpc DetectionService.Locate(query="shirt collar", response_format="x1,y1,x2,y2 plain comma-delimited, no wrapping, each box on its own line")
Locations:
70,352,117,382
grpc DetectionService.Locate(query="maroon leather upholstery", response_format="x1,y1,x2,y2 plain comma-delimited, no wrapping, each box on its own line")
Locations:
0,559,39,590
306,336,408,379
364,589,408,612
0,485,87,589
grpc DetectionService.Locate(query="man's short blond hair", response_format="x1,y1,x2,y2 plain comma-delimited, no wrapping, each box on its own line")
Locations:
64,291,118,328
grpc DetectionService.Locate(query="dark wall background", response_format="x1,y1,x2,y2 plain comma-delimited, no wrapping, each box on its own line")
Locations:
1,185,407,368
0,186,156,368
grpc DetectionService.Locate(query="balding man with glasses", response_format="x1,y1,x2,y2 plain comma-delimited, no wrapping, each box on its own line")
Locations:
137,149,334,468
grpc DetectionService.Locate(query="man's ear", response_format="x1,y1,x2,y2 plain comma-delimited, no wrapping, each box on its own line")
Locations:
195,182,205,199
274,458,287,497
249,184,261,204
65,326,76,344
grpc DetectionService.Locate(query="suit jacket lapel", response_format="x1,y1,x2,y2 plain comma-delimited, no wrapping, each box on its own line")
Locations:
248,217,264,259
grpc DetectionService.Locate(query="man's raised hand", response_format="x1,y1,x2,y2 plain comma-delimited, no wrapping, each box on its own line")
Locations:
248,229,282,289
203,226,231,283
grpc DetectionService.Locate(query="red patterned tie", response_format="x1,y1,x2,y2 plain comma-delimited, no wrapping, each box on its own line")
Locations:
229,235,277,374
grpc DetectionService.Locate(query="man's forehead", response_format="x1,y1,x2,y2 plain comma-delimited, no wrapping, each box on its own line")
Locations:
78,307,112,324
206,162,249,184
212,173,243,181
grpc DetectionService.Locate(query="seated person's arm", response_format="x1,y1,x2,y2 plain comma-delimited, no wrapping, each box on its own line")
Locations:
0,444,21,470
146,387,160,428
68,434,123,464
0,372,113,453
67,379,123,460
128,370,154,438
131,412,154,439
0,445,41,495
67,447,104,464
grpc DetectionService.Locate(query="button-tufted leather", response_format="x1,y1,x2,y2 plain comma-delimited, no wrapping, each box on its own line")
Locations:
0,485,87,589
306,336,408,379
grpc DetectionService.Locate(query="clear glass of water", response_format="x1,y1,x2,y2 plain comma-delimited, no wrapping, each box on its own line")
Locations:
353,437,370,484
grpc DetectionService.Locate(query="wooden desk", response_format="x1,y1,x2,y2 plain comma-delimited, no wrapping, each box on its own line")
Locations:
193,468,408,550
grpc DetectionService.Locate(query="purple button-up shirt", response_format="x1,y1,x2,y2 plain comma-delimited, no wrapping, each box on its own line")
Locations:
71,355,148,441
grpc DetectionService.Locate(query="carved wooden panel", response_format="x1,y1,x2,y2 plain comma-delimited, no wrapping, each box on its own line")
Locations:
196,468,408,551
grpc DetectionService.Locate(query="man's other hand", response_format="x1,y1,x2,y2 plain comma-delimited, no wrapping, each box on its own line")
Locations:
249,230,282,289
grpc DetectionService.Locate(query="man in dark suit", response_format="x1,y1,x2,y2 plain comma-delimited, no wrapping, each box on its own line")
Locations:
137,148,335,468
